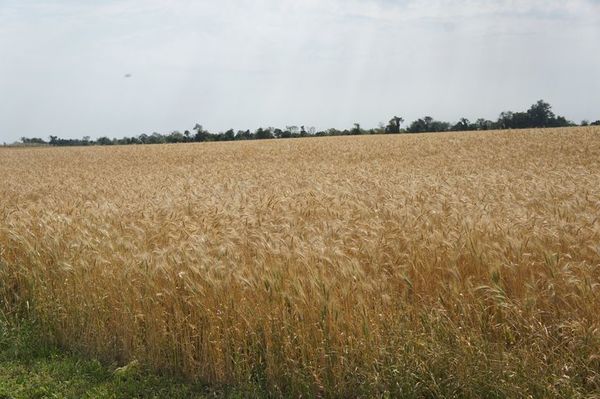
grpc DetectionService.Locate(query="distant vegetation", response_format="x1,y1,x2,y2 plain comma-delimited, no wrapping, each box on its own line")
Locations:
14,100,600,147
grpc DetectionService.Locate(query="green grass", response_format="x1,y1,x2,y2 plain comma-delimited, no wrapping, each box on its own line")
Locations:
0,319,245,399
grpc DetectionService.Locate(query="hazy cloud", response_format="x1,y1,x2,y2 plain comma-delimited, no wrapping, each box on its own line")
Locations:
1,0,599,142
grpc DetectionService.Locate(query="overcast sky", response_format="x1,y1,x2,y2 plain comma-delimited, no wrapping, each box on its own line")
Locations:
1,0,599,142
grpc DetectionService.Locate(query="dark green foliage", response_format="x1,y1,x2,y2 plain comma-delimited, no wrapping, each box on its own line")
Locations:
96,137,113,146
407,116,451,133
451,118,476,131
498,100,572,129
222,129,235,141
19,137,47,145
385,116,404,133
475,118,494,130
254,128,274,140
165,131,184,143
25,100,586,146
193,124,213,142
235,130,253,140
527,100,556,127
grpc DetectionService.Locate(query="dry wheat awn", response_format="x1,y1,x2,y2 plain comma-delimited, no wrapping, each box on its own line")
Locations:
1,127,599,397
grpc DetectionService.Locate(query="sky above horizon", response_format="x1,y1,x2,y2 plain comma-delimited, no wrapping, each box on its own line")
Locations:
1,0,599,142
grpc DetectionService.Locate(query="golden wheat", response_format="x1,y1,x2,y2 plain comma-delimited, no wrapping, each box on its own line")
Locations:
1,128,599,397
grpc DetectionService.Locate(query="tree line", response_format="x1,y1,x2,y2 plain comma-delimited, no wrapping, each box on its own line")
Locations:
17,100,600,147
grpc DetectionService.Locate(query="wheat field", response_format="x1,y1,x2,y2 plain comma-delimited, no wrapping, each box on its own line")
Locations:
1,128,599,397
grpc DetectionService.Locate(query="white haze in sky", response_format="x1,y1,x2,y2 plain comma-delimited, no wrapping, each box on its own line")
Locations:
0,0,599,142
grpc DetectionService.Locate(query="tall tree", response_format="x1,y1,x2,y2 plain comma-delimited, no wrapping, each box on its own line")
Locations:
527,100,555,127
452,118,472,131
386,116,404,133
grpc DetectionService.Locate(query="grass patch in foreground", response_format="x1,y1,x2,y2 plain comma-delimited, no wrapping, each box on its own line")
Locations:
0,319,242,399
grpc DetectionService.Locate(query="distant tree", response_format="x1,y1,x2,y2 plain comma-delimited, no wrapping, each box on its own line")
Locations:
581,120,589,126
432,121,450,132
475,118,494,130
498,111,513,129
511,112,531,129
21,137,47,145
386,116,404,133
255,127,274,140
97,136,112,145
279,129,292,138
235,130,253,140
452,118,473,131
223,129,235,141
193,124,212,142
498,100,570,129
138,133,149,144
408,116,450,133
497,111,530,129
591,120,600,126
549,116,572,127
408,118,427,133
127,136,141,145
527,100,555,128
19,99,580,148
147,133,165,144
166,131,184,143
272,128,283,138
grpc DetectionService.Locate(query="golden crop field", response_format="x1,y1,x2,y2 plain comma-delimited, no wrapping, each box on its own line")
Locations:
1,128,600,397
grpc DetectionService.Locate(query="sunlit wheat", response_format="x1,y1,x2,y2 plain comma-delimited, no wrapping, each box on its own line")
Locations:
1,127,599,397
